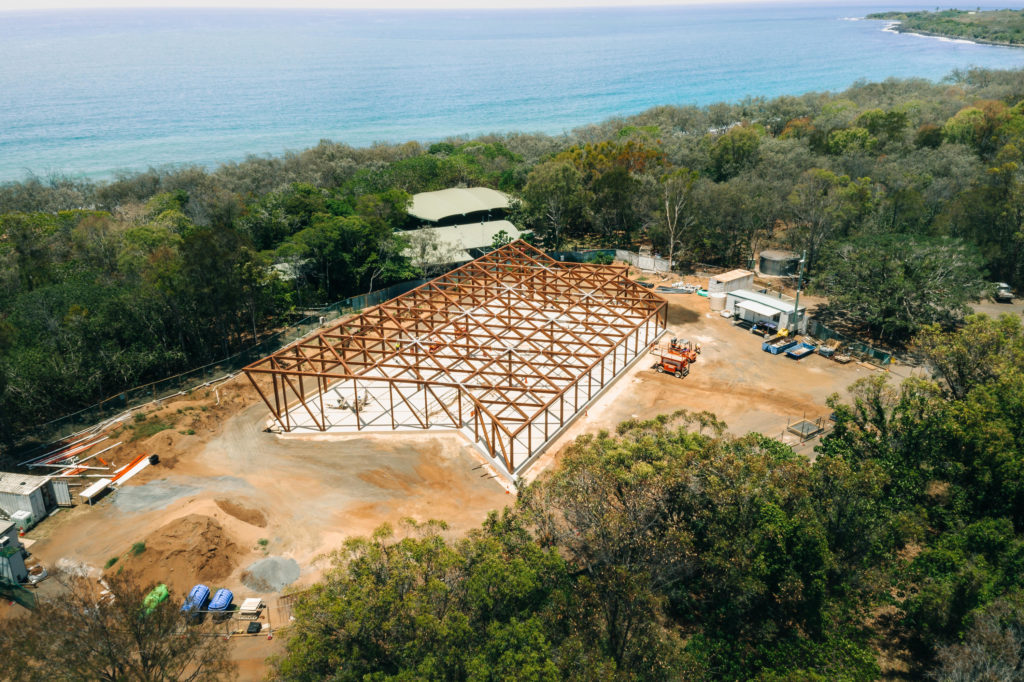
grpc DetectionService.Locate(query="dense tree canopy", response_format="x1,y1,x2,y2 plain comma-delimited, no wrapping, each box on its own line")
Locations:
814,234,987,341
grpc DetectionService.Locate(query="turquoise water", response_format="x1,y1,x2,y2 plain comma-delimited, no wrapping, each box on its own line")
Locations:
2,3,1024,181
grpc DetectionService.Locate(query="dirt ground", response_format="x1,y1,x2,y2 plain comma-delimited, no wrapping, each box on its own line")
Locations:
9,275,900,677
526,287,883,480
971,296,1024,319
24,399,511,597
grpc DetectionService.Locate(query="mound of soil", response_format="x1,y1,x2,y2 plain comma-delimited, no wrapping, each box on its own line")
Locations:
215,498,268,528
117,514,240,592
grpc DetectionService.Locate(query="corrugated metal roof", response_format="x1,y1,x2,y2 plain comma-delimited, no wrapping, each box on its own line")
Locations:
712,269,755,283
0,473,48,496
408,187,510,223
729,288,806,313
736,300,781,317
404,220,521,265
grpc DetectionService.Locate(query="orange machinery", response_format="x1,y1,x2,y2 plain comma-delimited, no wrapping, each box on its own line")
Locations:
655,344,690,378
669,338,701,363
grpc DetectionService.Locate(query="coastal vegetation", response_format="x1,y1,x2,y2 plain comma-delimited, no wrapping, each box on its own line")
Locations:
868,9,1024,47
3,67,1024,443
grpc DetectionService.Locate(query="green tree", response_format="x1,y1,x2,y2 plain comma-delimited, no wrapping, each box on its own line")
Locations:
708,124,762,181
827,127,878,156
521,161,586,249
815,234,986,341
787,169,874,275
274,517,573,681
912,313,1024,400
0,571,233,681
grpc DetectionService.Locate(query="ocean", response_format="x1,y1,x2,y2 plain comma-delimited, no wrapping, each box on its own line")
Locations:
2,2,1024,182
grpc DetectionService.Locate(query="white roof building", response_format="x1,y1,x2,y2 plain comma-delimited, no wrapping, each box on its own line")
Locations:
725,288,808,334
404,220,521,267
403,187,518,267
408,187,510,223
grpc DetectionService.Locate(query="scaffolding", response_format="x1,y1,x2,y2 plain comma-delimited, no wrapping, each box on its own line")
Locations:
243,240,668,476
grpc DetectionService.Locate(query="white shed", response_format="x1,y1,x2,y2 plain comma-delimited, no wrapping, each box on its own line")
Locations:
725,289,808,334
0,473,71,531
0,474,49,525
708,269,755,294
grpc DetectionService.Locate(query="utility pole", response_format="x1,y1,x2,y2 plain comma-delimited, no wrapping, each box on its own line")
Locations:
793,250,806,334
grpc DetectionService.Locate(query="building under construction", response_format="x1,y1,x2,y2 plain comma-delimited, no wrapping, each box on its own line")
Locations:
244,241,667,477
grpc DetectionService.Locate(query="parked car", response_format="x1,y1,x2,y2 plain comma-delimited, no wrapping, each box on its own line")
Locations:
27,565,47,585
995,282,1015,302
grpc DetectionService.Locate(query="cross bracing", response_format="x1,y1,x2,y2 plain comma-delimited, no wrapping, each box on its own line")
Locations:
243,240,668,475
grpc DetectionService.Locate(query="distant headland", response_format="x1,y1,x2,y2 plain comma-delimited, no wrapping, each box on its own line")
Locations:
867,8,1024,48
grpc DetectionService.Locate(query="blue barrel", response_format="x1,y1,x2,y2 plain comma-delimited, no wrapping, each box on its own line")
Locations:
181,584,210,612
208,588,233,612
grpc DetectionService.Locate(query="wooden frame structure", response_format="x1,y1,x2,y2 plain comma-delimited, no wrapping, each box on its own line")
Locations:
243,240,667,475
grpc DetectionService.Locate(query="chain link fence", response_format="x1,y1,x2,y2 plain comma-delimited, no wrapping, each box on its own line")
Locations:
807,319,893,366
16,278,429,449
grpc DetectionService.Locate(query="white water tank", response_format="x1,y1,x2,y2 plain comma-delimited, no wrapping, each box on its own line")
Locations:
709,292,726,311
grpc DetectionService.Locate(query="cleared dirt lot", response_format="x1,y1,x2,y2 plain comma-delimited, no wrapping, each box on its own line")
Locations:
22,291,882,597
7,285,894,675
24,401,510,600
527,290,881,479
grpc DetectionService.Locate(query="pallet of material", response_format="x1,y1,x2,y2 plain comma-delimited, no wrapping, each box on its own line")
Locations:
817,339,840,358
236,597,264,621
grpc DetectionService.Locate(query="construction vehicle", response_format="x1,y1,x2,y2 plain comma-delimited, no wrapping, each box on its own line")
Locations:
668,338,701,363
654,345,690,378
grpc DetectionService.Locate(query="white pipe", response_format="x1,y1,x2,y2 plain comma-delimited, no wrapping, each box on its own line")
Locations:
28,437,108,467
18,433,96,466
72,441,122,465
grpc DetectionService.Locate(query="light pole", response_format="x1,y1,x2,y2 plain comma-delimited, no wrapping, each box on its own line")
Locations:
793,251,806,334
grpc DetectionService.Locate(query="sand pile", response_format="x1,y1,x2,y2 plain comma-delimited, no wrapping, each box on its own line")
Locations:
118,514,240,591
215,498,267,528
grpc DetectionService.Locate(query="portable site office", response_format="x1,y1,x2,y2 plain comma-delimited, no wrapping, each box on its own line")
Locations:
0,473,71,530
726,289,808,334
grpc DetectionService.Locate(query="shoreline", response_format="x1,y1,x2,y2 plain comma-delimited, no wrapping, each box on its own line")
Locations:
872,18,1024,50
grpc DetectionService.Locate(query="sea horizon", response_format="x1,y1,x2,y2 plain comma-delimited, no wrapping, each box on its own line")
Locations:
3,2,1024,183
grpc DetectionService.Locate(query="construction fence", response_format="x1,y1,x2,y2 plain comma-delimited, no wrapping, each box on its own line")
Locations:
807,319,893,366
547,249,674,273
16,278,429,449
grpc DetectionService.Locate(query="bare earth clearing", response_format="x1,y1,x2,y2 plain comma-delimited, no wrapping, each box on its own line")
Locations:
7,282,892,676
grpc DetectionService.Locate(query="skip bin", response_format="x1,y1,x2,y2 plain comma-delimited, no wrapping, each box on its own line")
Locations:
181,584,210,613
208,588,233,612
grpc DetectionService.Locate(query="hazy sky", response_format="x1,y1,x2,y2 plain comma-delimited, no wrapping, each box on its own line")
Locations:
0,0,780,10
